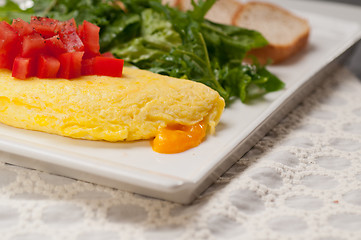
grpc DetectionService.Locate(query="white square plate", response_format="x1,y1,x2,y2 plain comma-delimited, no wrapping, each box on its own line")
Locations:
1,0,361,203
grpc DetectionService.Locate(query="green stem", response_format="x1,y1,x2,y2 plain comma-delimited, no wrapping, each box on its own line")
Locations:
143,40,172,52
198,32,228,97
42,0,57,16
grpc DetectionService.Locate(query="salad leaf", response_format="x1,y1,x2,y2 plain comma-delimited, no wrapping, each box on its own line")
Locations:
0,0,33,22
110,9,182,68
0,0,285,105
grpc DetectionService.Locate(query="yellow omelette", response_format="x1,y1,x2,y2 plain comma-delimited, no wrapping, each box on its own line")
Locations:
0,67,224,152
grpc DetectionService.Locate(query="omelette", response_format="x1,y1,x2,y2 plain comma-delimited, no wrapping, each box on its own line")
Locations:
0,67,225,153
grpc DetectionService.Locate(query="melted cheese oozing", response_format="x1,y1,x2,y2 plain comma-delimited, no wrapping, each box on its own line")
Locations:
152,121,206,154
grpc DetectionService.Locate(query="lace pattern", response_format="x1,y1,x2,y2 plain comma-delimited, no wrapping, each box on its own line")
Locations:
0,65,361,239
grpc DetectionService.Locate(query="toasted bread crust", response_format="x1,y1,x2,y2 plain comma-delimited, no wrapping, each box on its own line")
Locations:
232,1,310,64
176,0,243,25
162,0,183,8
204,0,243,25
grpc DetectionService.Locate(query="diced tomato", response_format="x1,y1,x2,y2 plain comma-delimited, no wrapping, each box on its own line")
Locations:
0,51,13,70
58,51,84,79
60,31,84,52
44,35,67,56
12,56,35,80
79,20,100,57
77,23,83,40
56,18,84,52
81,57,95,75
56,18,77,34
82,56,124,77
1,16,124,80
37,55,60,78
21,32,45,57
12,18,33,37
0,21,19,52
101,52,115,58
0,22,21,69
30,16,59,38
93,57,124,77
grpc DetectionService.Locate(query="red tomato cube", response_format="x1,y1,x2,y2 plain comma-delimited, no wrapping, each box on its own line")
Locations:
0,21,19,52
101,52,115,58
83,56,124,77
81,57,95,75
56,18,77,34
30,16,59,38
12,18,33,37
94,57,124,77
79,20,100,57
12,56,35,79
58,51,84,79
21,32,46,57
0,50,20,70
60,31,84,52
0,21,21,70
77,22,83,36
0,51,13,70
37,55,60,78
44,35,67,56
56,18,84,52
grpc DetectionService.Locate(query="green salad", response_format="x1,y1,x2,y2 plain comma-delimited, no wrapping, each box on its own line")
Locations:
0,0,285,105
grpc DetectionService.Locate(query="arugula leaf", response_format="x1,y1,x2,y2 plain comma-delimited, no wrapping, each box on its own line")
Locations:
100,13,141,51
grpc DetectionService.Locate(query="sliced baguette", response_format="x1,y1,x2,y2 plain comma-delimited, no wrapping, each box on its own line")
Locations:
232,1,310,64
177,0,243,25
162,0,182,8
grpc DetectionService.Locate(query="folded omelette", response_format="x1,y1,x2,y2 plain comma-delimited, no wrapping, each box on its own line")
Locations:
0,67,224,145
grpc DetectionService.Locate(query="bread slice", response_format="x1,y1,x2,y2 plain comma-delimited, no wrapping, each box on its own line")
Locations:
162,0,182,8
232,1,310,64
177,0,243,25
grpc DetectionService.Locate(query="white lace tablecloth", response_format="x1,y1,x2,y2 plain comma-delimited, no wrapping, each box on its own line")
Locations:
0,63,361,239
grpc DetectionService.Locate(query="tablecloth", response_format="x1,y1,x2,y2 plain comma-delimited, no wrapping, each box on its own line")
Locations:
0,63,361,239
2,0,361,238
